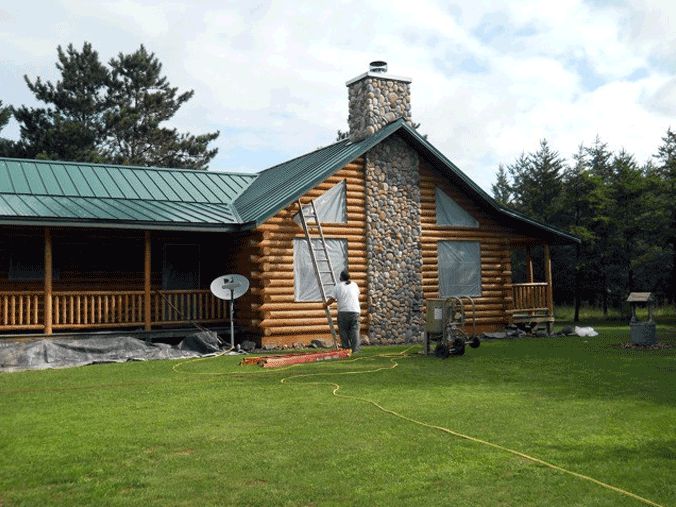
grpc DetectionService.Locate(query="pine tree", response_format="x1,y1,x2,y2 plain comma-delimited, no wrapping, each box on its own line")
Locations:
0,100,15,156
585,136,614,314
509,140,565,225
103,45,218,169
653,127,676,306
13,42,109,161
561,145,598,321
0,101,10,131
608,150,645,299
506,151,530,208
491,164,512,205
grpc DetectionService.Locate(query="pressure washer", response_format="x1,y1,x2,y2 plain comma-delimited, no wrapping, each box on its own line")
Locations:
423,297,480,358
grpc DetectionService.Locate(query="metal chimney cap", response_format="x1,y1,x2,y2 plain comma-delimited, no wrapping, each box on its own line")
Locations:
369,61,387,73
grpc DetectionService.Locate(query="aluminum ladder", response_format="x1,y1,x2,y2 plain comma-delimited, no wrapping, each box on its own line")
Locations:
296,199,339,349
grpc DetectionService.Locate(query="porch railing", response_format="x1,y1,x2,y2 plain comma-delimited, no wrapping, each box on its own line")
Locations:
153,290,228,324
0,290,227,332
0,291,43,330
510,282,549,315
52,291,146,329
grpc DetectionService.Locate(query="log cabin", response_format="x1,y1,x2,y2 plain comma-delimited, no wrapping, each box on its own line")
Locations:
0,63,578,346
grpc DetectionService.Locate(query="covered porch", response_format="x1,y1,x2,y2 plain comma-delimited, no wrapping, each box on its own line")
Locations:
0,226,253,336
506,242,555,331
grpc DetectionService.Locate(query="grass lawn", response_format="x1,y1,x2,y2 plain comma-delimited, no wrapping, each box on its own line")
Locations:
1,323,674,506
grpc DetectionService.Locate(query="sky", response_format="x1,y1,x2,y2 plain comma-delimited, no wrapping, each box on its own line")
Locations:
0,0,674,192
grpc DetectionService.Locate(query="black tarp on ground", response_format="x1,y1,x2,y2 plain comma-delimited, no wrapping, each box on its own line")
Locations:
0,331,222,372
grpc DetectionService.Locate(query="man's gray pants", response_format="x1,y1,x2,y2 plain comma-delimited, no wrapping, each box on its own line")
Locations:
337,312,360,352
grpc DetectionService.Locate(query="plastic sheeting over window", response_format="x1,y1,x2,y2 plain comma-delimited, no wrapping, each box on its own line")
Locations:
294,238,347,301
438,240,481,297
436,188,479,228
293,180,347,225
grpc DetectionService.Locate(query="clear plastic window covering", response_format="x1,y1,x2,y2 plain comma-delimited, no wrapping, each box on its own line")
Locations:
294,238,347,302
438,241,482,297
293,180,347,226
435,187,479,228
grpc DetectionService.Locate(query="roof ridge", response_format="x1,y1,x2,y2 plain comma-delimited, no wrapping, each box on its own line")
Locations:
0,157,258,178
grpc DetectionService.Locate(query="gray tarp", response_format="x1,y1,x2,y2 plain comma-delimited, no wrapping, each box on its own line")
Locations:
438,240,482,297
294,238,347,301
293,180,347,225
0,331,222,372
436,187,479,228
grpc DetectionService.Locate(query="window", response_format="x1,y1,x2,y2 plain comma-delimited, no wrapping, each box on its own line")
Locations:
438,241,481,297
9,239,44,281
294,238,347,301
294,180,347,225
163,244,200,290
435,187,479,228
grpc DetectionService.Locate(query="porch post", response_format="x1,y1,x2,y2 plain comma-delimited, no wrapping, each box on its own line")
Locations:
544,243,554,320
526,246,534,283
44,227,53,335
144,231,152,331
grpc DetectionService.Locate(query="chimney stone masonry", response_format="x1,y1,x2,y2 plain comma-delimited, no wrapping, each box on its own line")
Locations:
347,62,425,344
346,62,412,142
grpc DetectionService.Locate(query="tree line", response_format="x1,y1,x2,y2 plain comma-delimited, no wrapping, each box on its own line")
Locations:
0,42,218,169
492,133,675,320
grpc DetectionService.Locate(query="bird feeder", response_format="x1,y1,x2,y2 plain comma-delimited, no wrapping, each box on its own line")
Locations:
626,292,657,345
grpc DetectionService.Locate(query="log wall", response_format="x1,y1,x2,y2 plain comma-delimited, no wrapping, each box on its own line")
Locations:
419,159,536,333
253,158,368,346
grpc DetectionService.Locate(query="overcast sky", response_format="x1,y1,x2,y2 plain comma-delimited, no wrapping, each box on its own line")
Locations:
1,0,674,191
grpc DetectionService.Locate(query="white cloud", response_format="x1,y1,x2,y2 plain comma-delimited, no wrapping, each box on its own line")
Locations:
0,0,674,191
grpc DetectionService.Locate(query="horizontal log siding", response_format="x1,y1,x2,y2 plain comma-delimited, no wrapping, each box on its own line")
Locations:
420,160,529,333
254,158,368,346
226,232,263,333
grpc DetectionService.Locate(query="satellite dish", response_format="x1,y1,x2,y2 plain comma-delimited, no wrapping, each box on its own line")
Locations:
210,274,250,350
210,274,250,300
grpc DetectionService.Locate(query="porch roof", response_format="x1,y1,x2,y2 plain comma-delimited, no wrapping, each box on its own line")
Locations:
0,158,255,231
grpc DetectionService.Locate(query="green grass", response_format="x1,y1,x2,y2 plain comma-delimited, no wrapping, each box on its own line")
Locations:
555,304,676,323
1,324,675,506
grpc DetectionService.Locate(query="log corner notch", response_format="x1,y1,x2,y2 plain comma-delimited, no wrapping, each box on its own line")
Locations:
44,227,53,335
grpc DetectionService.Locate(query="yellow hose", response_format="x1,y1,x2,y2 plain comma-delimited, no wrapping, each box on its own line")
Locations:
174,347,664,507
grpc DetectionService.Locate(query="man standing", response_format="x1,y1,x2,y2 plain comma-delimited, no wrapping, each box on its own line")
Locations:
324,270,360,352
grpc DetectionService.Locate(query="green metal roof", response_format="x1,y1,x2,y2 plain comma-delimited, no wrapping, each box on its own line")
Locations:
0,123,578,243
235,119,579,244
234,120,404,224
0,158,255,231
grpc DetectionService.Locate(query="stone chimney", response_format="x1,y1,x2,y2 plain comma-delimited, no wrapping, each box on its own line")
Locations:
346,61,412,142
